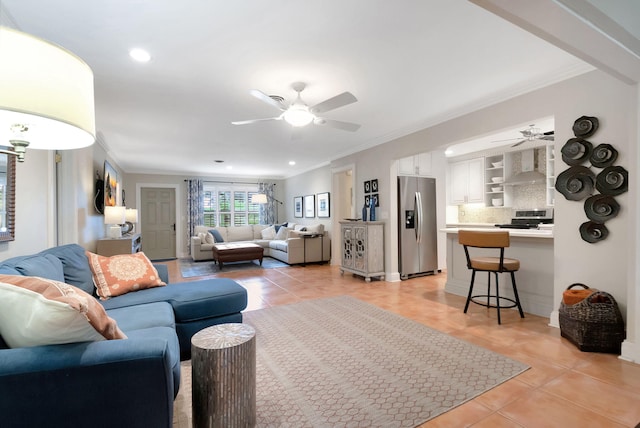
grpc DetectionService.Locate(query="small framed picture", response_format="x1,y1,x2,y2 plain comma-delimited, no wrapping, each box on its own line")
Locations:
317,192,330,218
294,196,303,218
365,195,370,206
364,180,371,194
372,193,379,207
304,195,315,218
371,179,378,193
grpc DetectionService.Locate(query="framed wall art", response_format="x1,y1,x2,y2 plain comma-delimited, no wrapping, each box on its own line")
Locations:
371,179,378,193
304,194,315,218
103,160,118,208
294,196,303,218
364,180,371,194
317,192,330,218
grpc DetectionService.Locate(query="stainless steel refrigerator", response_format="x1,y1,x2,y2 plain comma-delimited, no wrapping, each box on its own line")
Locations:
398,176,438,279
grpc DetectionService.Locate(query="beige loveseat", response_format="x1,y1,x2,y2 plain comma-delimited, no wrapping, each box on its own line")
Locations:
190,223,330,265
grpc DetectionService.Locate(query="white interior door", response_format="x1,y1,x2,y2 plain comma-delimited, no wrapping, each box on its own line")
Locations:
141,187,176,260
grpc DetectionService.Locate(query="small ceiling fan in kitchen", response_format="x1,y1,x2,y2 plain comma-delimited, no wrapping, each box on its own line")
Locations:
231,82,360,132
493,124,554,147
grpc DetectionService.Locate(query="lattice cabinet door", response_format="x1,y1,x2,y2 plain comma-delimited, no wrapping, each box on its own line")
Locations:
342,225,354,269
353,225,367,272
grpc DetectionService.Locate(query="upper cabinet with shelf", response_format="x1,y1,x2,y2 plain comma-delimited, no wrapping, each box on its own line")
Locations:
449,157,484,205
484,154,509,207
546,144,555,206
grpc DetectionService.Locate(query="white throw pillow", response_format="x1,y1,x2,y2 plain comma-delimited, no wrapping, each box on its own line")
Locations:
261,225,276,240
205,232,215,244
0,276,127,348
275,226,291,240
197,232,207,243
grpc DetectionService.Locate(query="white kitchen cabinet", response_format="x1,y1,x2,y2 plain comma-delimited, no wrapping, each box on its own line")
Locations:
398,152,432,176
339,221,384,282
449,157,484,204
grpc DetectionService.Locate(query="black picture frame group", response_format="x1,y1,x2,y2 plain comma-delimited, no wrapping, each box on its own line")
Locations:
364,179,379,206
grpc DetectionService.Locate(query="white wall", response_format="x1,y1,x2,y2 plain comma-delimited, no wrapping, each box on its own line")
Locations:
281,163,333,233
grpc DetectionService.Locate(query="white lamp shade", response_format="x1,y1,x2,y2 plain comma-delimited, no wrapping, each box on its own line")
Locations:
0,26,95,150
125,208,138,223
251,193,268,204
104,206,126,225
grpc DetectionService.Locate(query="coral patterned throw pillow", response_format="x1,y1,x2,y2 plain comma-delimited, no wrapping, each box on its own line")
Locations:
86,251,166,300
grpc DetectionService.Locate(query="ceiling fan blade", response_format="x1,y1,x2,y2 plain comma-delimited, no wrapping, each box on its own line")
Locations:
315,117,361,132
231,117,281,125
491,137,521,143
310,92,357,114
511,139,527,147
249,89,286,111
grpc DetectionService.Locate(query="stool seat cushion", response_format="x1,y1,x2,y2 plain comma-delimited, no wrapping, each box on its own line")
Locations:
470,256,520,271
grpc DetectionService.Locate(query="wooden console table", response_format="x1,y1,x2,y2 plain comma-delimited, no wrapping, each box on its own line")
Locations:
96,233,142,256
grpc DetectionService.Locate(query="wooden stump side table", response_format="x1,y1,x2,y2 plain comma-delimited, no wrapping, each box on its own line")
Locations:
191,323,256,428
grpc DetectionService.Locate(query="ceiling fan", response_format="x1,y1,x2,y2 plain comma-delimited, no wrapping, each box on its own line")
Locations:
232,82,360,132
493,124,555,147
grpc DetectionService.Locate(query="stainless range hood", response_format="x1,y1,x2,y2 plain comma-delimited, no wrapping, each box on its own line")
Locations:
504,149,545,186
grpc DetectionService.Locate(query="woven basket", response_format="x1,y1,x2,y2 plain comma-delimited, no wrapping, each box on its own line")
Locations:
559,290,625,353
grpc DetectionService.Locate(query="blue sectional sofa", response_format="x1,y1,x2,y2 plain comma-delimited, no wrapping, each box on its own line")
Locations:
0,244,248,428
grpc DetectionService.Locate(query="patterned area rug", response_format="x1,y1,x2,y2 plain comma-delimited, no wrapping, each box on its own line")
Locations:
179,256,289,277
174,296,529,427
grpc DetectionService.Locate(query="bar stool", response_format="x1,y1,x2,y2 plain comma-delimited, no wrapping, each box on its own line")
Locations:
458,230,525,324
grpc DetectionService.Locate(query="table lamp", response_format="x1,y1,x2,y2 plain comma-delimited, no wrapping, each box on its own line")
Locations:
124,208,138,235
104,206,126,238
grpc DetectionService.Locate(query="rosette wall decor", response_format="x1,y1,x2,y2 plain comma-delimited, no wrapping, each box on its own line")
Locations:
583,195,620,223
561,138,593,166
555,166,595,201
557,115,627,243
596,165,628,196
572,116,599,138
579,221,609,244
590,144,618,168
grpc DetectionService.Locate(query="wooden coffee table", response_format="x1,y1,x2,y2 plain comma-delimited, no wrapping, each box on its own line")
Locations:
211,242,264,270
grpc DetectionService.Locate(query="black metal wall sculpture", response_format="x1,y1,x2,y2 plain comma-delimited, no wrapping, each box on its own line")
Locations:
555,116,628,243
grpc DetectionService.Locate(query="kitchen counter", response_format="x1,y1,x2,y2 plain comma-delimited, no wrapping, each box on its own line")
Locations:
442,227,554,318
442,227,553,239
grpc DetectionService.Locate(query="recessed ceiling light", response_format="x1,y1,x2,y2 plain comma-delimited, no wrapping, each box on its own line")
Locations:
129,48,151,62
288,161,296,166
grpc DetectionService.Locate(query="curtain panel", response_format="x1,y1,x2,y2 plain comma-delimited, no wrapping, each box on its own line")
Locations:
258,182,278,224
186,179,204,254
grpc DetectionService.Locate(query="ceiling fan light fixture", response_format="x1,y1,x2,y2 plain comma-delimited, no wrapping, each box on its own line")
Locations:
283,105,314,127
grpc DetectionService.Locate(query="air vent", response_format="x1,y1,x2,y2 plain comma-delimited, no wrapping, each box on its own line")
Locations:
269,95,284,103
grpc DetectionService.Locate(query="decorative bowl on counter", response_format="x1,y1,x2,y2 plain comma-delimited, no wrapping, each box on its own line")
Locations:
492,161,503,168
492,198,503,206
491,186,503,192
491,177,504,183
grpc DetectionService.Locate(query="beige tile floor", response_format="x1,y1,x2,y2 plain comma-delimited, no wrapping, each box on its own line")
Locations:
165,260,640,428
